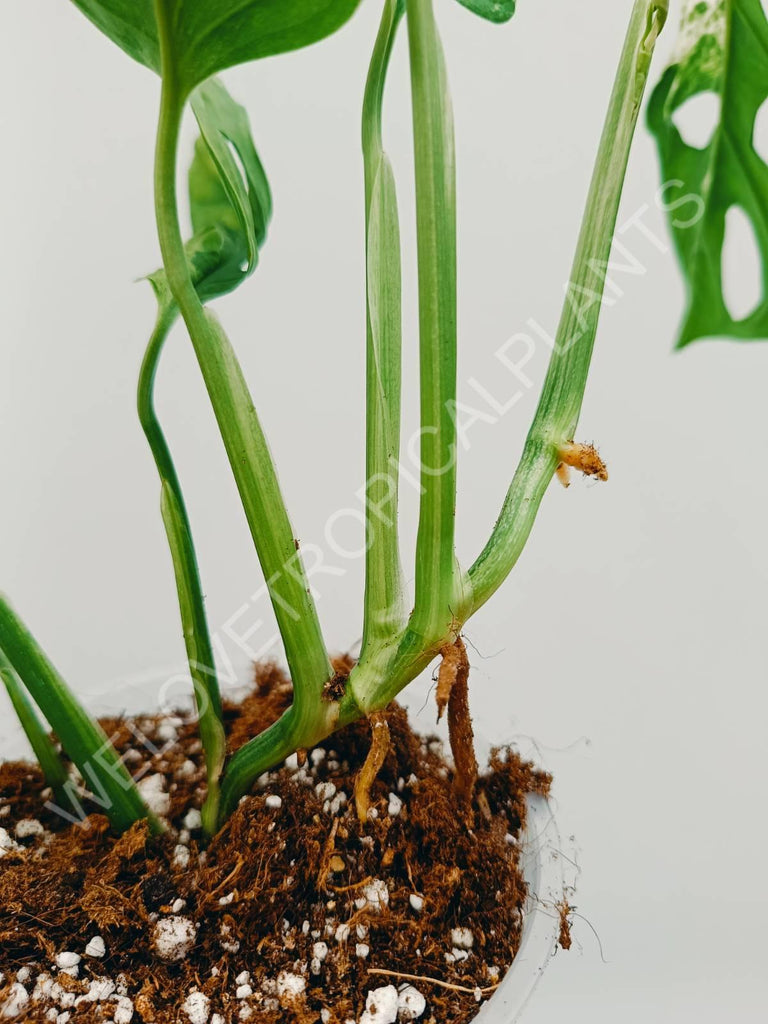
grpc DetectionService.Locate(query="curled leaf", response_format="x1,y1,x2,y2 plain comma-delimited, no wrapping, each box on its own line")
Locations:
149,77,271,308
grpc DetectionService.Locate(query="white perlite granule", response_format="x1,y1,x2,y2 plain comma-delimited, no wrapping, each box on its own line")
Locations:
1,983,29,1019
409,894,424,913
0,828,21,856
113,995,134,1024
360,985,399,1024
387,793,402,817
182,990,210,1024
173,844,191,869
84,936,106,959
397,985,427,1020
55,952,81,976
15,819,44,839
137,775,171,818
276,971,306,1001
265,794,282,809
152,917,196,962
362,879,389,912
183,808,203,830
83,977,116,1002
450,927,474,950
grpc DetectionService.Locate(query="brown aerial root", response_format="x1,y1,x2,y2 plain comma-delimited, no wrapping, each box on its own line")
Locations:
436,640,463,722
354,712,391,823
439,636,479,811
556,441,608,483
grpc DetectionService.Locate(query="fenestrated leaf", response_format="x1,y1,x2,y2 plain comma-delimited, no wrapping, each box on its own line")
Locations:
454,0,516,24
69,0,362,92
648,0,768,346
148,77,272,308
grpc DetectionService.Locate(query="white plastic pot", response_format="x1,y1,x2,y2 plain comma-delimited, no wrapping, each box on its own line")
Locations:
474,794,564,1023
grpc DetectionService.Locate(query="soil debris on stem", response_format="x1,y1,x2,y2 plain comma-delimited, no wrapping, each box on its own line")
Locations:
556,441,609,482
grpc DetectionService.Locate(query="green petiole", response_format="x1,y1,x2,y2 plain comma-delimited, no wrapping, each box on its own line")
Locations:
0,596,155,833
138,304,226,836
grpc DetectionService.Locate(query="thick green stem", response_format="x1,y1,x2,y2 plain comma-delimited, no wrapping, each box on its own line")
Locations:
464,0,668,615
407,0,459,646
152,0,333,735
360,0,406,654
0,647,72,811
0,597,155,832
138,305,225,835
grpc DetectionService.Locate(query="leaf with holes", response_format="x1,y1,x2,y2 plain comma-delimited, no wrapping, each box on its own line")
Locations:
648,0,768,346
70,1,362,93
454,0,516,23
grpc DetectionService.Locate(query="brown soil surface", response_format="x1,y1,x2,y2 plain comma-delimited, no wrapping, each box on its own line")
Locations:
0,663,551,1024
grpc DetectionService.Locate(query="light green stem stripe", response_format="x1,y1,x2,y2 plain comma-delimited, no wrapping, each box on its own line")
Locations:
0,597,154,832
152,0,332,731
466,0,668,614
360,0,406,652
0,647,71,807
138,305,225,835
407,0,459,645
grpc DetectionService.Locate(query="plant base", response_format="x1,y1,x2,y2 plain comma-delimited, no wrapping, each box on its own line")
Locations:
0,663,554,1023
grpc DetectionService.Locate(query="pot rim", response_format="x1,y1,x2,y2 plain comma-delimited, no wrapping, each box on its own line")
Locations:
473,793,565,1023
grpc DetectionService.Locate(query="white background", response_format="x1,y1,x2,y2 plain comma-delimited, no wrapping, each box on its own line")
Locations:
2,1,767,1020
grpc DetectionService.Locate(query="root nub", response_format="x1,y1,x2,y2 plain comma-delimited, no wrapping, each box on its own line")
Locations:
557,441,608,482
354,713,390,824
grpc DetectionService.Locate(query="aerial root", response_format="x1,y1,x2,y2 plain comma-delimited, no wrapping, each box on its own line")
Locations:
438,637,478,811
354,712,390,824
556,441,608,486
436,640,463,722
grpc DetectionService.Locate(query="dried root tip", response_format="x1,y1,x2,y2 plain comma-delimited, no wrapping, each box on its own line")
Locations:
443,637,478,811
354,713,390,824
436,641,463,722
556,463,571,489
557,441,608,482
296,748,308,769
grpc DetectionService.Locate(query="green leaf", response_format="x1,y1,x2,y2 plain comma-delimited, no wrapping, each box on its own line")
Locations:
149,77,272,308
0,597,155,832
648,0,768,346
455,0,516,24
69,0,159,71
70,0,362,92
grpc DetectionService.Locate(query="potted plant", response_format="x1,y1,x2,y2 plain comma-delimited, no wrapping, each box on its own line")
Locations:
1,0,763,1021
